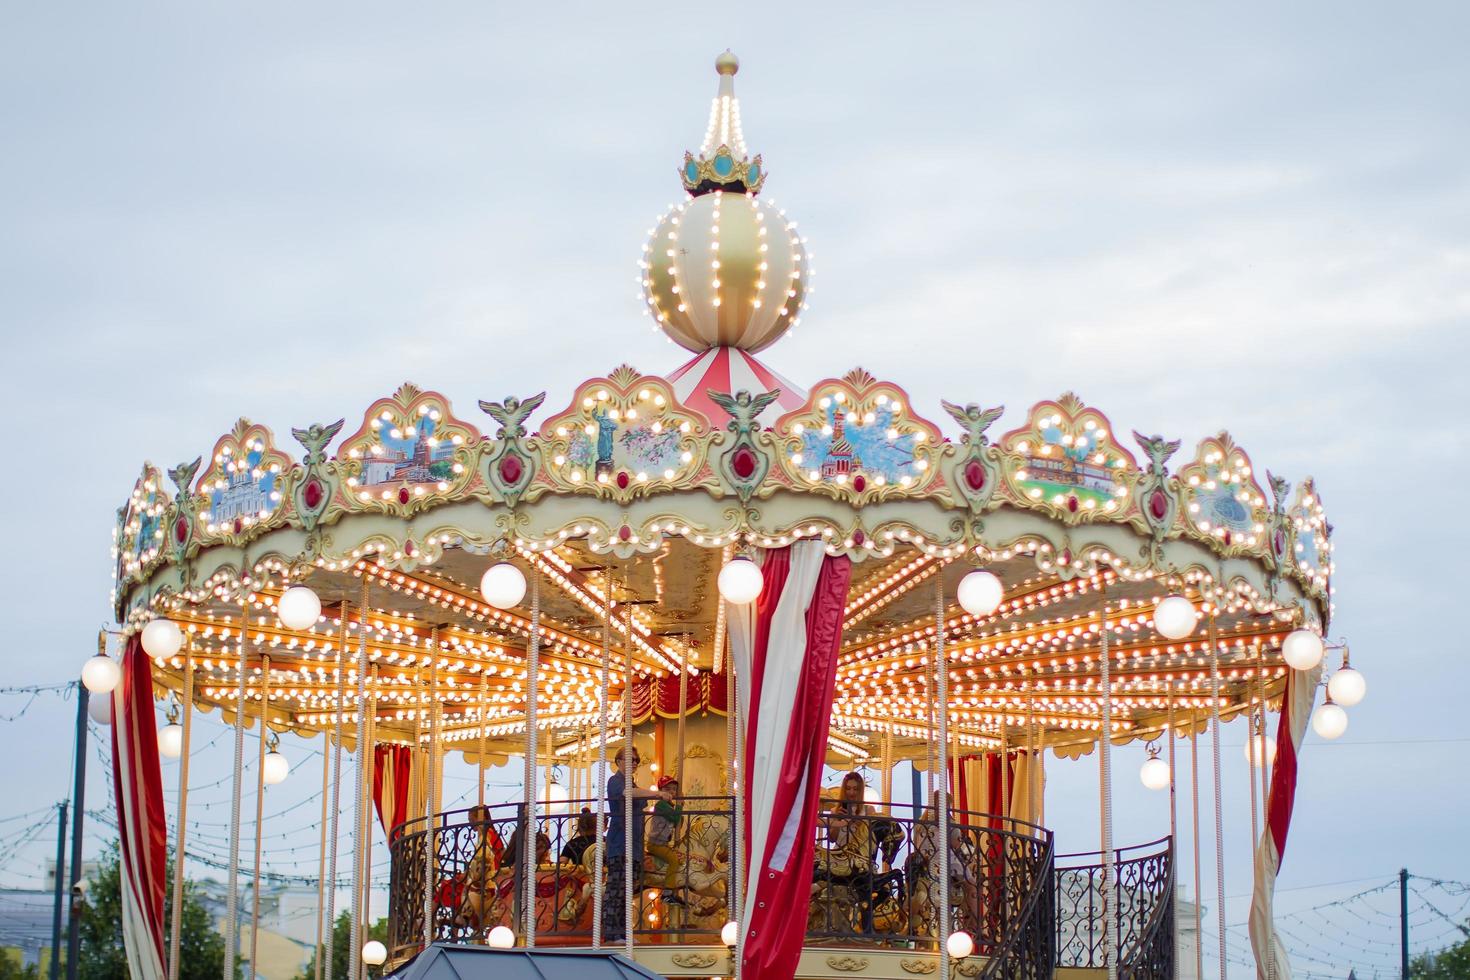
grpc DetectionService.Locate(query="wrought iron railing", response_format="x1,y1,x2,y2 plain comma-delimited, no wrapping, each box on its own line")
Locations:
1054,837,1174,980
386,797,1056,968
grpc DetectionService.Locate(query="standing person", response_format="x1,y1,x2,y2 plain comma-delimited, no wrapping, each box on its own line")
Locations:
602,747,658,942
646,776,686,905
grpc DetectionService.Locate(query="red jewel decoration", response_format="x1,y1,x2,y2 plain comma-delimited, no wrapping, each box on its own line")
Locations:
1060,548,1072,565
499,453,524,485
397,487,410,505
1067,495,1079,513
731,446,758,480
618,525,632,542
404,540,416,556
1222,529,1233,546
853,474,866,493
1273,530,1286,555
1148,489,1168,521
233,518,243,535
616,471,630,490
174,516,188,544
853,529,865,546
963,459,986,492
303,478,324,510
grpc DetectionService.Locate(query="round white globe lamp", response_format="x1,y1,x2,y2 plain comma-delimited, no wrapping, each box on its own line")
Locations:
956,570,1004,617
488,925,516,948
947,931,975,959
480,563,527,610
88,695,113,726
1243,736,1277,768
158,723,184,759
141,619,183,660
361,941,387,967
1311,702,1348,740
1281,629,1325,671
1153,595,1198,640
721,921,740,947
277,586,322,630
81,656,121,695
1328,666,1366,707
1140,755,1171,791
718,557,764,605
262,751,290,785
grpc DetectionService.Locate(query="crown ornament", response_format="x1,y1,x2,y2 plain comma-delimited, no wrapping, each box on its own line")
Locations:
680,51,767,196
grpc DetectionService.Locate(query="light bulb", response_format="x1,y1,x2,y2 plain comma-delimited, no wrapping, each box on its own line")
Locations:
361,941,386,966
488,925,516,948
141,619,183,660
1282,629,1324,670
277,586,322,630
717,557,763,605
1312,702,1348,740
88,695,113,726
480,563,527,610
947,931,975,959
956,570,1003,617
81,656,121,695
262,751,290,785
158,723,184,759
1327,667,1366,707
1153,595,1198,640
721,921,739,947
1139,756,1171,791
1244,736,1277,768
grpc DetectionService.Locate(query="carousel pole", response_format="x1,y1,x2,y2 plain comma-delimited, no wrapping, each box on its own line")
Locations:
1097,593,1119,980
880,729,893,816
324,605,349,978
677,640,689,779
350,582,371,980
1190,720,1203,980
248,654,271,975
167,640,194,980
722,598,740,955
1167,698,1177,861
934,578,952,977
1257,647,1277,980
592,583,611,949
223,593,249,980
421,631,437,952
314,713,330,980
477,673,489,809
1027,685,1039,830
622,589,635,961
1207,604,1227,980
522,575,543,947
358,669,378,978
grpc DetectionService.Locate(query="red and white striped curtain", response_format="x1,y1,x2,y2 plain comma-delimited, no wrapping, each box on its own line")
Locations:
111,637,168,980
727,541,853,980
1249,665,1322,980
373,744,413,839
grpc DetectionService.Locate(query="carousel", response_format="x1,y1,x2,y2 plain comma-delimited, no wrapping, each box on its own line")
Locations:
89,51,1360,980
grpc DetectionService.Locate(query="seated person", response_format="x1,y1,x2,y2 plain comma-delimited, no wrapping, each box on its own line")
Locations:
560,808,598,867
814,772,876,881
646,776,686,905
456,804,505,929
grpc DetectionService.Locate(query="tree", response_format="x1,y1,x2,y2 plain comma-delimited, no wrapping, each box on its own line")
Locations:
0,955,40,980
1413,931,1470,980
77,844,238,980
294,912,388,980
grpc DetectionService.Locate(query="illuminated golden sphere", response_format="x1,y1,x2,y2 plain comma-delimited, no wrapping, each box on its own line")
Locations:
643,191,811,353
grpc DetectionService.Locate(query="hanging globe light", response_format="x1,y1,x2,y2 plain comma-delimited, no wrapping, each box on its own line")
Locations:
262,751,291,785
1243,735,1277,768
479,563,527,610
87,695,113,726
141,619,183,660
1327,665,1366,708
361,941,387,966
545,781,570,814
487,925,516,949
956,570,1004,617
721,920,740,947
1139,748,1171,791
1311,700,1348,740
1153,595,1198,640
1281,628,1325,671
158,723,184,759
81,655,121,695
717,556,764,605
946,931,975,959
277,586,322,630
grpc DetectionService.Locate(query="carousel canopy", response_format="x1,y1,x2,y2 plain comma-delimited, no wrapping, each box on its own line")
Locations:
386,945,664,980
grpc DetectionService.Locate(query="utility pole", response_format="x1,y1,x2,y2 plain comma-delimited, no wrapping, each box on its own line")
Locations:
49,801,67,980
66,683,89,980
1400,868,1411,980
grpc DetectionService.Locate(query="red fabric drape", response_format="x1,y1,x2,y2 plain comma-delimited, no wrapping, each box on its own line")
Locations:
740,548,852,980
373,745,412,839
111,637,168,979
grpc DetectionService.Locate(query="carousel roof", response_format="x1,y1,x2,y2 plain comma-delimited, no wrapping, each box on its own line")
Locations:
387,944,664,980
108,54,1335,769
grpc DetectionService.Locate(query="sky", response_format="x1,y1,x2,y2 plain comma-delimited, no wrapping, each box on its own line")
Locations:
2,3,1469,977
